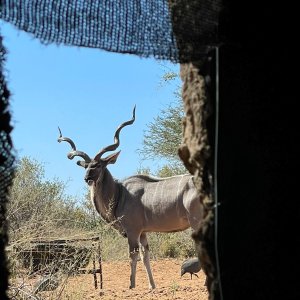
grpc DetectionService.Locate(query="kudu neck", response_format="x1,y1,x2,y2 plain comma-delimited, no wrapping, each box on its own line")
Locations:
93,168,119,221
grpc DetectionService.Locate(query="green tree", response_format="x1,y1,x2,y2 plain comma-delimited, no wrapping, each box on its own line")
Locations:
141,100,183,162
139,71,186,176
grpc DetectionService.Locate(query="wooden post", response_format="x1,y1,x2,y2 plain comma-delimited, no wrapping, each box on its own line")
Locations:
93,257,97,289
98,243,103,290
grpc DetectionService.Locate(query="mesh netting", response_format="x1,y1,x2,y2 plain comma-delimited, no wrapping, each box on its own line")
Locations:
0,0,220,63
0,32,14,300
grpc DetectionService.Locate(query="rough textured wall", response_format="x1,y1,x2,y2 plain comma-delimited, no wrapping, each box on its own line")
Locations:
178,55,218,299
178,2,298,299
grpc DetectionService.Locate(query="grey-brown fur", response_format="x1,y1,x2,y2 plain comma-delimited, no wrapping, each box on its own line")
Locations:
58,107,202,289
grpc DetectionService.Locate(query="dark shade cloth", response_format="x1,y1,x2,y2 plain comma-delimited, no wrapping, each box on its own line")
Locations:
0,32,14,300
0,0,220,62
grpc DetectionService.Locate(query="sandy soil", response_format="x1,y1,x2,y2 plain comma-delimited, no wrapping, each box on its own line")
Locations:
50,259,208,299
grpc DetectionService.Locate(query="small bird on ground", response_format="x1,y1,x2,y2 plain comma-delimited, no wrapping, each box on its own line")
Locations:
181,257,201,279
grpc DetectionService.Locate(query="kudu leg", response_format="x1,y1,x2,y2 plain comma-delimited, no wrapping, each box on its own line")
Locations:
140,233,156,289
128,239,139,289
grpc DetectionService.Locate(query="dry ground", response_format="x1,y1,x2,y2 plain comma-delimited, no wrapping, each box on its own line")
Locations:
36,259,208,299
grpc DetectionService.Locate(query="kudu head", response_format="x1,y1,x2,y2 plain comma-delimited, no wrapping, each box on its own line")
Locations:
58,106,136,185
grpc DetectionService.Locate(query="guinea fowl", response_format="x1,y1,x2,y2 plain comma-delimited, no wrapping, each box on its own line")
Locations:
181,257,201,279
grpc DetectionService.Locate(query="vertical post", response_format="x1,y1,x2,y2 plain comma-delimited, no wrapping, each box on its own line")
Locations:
93,256,97,289
98,243,103,290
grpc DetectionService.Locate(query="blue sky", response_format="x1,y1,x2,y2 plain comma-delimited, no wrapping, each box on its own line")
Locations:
1,21,180,199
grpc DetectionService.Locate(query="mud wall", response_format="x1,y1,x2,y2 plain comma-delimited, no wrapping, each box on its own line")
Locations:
178,2,297,299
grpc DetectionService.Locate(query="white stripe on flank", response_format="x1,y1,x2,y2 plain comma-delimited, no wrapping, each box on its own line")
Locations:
176,175,185,201
160,180,166,200
152,180,160,202
189,189,198,204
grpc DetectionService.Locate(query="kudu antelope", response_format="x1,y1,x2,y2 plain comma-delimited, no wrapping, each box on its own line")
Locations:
57,106,202,289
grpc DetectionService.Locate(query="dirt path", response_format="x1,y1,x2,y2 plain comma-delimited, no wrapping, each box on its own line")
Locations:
60,259,208,299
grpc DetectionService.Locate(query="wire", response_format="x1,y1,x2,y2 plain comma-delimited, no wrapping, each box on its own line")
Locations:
214,46,224,300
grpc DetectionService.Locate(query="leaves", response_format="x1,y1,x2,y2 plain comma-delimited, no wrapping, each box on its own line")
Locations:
140,100,184,162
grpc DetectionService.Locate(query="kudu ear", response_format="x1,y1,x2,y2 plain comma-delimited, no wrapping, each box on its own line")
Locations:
103,151,121,165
